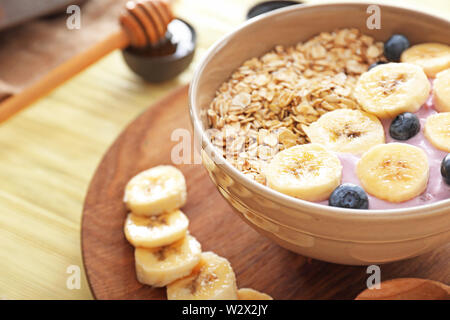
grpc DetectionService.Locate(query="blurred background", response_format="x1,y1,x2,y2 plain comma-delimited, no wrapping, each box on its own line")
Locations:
0,0,448,299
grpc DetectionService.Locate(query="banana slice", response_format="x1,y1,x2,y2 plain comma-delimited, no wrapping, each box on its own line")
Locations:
424,112,450,152
264,144,342,202
135,234,202,287
401,43,450,77
238,288,273,300
433,69,450,112
124,165,187,216
354,63,430,118
304,109,385,155
356,143,429,203
124,209,189,248
166,251,238,300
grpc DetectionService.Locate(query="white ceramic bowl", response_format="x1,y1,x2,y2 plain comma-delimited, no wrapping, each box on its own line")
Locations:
189,2,450,265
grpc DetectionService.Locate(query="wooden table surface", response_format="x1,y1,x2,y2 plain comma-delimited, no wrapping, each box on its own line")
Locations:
0,0,448,300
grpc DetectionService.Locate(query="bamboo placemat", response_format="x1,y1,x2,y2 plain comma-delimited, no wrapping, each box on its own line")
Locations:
0,0,448,299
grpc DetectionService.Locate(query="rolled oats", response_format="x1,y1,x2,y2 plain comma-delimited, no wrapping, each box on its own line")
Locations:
207,28,385,183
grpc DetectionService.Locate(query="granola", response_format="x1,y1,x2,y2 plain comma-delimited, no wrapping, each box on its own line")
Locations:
207,28,385,183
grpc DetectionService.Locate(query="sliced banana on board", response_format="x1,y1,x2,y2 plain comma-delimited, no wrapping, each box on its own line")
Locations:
265,144,342,202
166,251,238,300
401,43,450,77
124,165,187,216
356,143,429,203
124,209,189,248
433,69,450,112
304,109,385,155
354,63,430,118
135,234,202,287
238,288,273,300
424,112,450,152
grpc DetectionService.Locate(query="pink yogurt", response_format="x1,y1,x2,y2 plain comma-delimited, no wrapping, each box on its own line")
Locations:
320,91,450,210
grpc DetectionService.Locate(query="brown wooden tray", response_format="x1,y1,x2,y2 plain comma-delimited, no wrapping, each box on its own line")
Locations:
81,85,449,300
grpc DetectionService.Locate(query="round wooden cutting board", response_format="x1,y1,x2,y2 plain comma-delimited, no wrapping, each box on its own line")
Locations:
81,85,449,300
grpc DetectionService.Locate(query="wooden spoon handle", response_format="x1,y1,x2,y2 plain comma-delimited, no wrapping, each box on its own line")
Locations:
0,31,129,123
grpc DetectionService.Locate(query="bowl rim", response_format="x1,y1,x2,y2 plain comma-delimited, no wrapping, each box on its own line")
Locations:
189,1,450,221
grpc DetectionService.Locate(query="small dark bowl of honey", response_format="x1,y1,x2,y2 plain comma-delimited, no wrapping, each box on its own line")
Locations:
122,19,196,83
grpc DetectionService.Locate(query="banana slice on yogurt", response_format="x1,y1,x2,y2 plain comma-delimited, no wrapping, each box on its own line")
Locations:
135,234,202,287
167,251,238,300
304,109,385,155
124,165,187,216
356,143,429,203
354,63,430,118
433,69,450,112
401,43,450,77
424,112,450,152
124,209,189,248
264,144,342,202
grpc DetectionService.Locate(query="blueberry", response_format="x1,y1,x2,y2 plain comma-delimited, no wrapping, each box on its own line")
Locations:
441,154,450,185
384,34,410,62
368,61,387,70
389,112,421,140
329,184,369,209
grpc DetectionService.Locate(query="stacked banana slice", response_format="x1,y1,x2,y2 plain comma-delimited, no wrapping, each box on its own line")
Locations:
123,165,272,300
237,288,273,300
167,251,239,300
124,165,187,216
135,235,201,287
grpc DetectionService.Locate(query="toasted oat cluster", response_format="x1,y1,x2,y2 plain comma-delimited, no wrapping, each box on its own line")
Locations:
207,28,385,184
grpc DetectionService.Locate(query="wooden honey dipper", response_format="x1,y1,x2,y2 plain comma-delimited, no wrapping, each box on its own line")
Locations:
0,0,174,123
120,0,174,48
